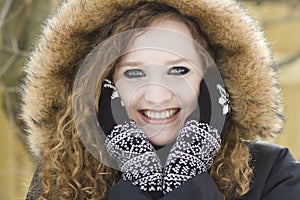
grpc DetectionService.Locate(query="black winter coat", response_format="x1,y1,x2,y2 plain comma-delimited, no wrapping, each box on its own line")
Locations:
107,141,300,200
27,141,300,200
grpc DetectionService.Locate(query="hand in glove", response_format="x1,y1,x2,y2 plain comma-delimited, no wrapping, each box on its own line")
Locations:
162,120,221,194
97,79,163,193
162,77,228,194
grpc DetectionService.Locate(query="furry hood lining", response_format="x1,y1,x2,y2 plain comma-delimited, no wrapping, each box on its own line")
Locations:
21,0,284,158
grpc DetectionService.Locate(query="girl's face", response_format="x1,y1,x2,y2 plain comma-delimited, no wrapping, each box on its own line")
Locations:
113,18,203,146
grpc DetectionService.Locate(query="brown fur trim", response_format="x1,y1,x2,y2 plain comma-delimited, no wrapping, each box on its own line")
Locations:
21,0,284,159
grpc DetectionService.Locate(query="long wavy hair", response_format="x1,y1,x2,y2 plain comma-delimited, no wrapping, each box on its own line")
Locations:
39,2,252,199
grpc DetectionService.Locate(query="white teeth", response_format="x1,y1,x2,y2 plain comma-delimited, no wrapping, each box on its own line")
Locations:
143,109,178,120
155,112,160,119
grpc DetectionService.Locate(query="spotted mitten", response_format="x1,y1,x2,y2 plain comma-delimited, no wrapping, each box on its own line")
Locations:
97,79,163,193
162,120,221,194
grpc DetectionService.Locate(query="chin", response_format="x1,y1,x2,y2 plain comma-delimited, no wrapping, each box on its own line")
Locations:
146,129,179,146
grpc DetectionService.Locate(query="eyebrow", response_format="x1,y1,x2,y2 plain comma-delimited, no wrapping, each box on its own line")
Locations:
120,61,144,67
120,58,192,67
164,57,190,65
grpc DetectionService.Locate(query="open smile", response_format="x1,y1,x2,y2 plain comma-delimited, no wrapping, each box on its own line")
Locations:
139,108,181,124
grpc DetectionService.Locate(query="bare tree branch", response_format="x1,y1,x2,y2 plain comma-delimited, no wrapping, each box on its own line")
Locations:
263,15,300,27
0,0,13,28
0,39,18,78
0,85,16,92
278,51,300,67
3,87,24,141
1,1,29,27
0,44,28,57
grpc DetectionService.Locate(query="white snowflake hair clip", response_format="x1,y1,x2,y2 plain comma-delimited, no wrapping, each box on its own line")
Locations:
216,84,230,115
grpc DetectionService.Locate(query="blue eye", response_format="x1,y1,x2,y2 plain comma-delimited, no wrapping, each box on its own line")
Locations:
124,69,146,78
168,66,190,76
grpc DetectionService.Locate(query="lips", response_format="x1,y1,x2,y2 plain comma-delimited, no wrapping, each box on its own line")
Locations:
139,108,180,123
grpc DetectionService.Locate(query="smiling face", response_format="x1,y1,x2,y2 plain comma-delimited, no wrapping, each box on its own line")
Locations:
113,18,203,146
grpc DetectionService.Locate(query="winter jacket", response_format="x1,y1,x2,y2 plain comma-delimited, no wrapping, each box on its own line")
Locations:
22,0,299,199
27,141,300,200
107,141,300,200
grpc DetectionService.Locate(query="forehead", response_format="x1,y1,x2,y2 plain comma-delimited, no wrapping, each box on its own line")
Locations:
150,18,194,37
120,20,202,66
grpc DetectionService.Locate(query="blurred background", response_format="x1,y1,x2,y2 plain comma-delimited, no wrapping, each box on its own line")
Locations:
0,0,299,199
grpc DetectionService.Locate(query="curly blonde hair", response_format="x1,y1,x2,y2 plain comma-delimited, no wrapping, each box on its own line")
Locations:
39,2,252,199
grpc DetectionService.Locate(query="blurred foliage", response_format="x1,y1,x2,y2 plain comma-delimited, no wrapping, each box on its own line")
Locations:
0,0,59,141
0,0,60,199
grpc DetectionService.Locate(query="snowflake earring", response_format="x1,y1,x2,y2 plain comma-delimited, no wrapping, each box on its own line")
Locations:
216,84,230,115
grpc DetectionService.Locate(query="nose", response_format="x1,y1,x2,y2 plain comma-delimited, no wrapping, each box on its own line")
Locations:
144,84,172,104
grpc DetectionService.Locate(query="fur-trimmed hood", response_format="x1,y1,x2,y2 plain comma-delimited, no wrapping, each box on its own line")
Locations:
22,0,284,159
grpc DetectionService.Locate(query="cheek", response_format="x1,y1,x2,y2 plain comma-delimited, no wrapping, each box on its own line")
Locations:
172,77,201,114
114,75,137,106
126,92,142,117
171,77,200,100
179,91,198,114
115,80,142,118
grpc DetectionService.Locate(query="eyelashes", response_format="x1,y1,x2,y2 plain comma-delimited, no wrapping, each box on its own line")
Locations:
124,69,145,78
124,66,190,79
167,66,190,76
